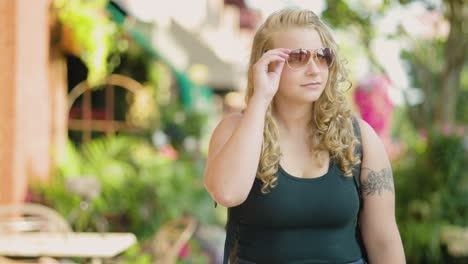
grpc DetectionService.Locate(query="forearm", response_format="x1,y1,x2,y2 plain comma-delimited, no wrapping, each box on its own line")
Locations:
367,233,405,264
205,95,269,207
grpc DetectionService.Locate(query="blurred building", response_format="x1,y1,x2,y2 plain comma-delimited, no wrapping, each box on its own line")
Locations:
0,0,262,204
115,0,260,93
0,0,66,204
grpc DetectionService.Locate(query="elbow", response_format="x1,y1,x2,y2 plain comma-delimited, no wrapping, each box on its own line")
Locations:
213,192,247,208
203,174,247,207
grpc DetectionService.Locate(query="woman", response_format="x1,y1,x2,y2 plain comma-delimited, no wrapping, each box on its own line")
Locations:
203,8,405,264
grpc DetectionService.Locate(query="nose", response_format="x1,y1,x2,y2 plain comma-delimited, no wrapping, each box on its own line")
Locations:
305,58,321,74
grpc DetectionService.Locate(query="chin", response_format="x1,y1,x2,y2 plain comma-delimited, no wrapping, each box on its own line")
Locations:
291,94,321,104
277,87,324,104
301,90,324,102
304,96,321,104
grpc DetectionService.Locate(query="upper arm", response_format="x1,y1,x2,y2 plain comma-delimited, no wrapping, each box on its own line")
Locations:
357,118,398,244
358,119,394,197
204,112,243,177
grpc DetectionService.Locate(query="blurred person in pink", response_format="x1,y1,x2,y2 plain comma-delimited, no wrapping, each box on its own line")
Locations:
354,75,404,160
354,75,394,138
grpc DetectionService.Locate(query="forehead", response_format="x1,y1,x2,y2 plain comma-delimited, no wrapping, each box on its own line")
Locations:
271,27,324,50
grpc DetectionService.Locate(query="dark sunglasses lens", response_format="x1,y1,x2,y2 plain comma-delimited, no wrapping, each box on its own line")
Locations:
321,48,334,67
288,49,311,68
313,48,328,68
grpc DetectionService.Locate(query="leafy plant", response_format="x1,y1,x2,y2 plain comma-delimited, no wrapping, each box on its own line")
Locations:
33,135,217,240
53,0,124,86
115,242,152,264
394,128,468,263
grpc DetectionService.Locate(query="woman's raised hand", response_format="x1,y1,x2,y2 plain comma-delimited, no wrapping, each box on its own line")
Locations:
252,48,290,104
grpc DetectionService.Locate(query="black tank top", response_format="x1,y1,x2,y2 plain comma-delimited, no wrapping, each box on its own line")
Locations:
226,118,365,264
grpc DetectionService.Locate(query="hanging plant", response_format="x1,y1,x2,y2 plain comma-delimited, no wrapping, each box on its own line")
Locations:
53,0,123,86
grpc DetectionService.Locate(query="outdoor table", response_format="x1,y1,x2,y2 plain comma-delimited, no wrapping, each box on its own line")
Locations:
0,232,136,263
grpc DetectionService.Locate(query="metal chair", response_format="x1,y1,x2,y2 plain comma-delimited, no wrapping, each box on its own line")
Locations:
0,203,71,264
151,215,198,264
0,203,71,233
0,256,60,264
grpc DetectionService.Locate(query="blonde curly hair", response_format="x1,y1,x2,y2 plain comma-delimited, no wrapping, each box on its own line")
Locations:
245,8,361,193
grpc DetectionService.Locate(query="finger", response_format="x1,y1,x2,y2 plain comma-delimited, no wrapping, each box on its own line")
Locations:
264,49,290,58
260,52,289,64
256,55,286,71
265,48,291,54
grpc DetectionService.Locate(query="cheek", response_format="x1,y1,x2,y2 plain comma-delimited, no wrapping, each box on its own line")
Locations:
278,75,289,93
278,68,299,89
322,70,330,82
271,63,295,90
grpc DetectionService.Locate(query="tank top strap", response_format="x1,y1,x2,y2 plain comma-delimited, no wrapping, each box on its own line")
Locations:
351,116,368,262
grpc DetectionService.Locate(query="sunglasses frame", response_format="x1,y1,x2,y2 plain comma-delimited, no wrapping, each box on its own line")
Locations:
286,47,334,71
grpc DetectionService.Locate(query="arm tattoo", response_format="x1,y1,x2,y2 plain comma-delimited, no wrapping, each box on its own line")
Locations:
361,167,395,196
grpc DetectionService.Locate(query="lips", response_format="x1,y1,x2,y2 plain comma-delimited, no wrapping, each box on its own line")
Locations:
300,82,321,88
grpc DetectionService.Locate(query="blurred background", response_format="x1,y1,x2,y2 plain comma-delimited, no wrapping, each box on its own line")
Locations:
0,0,466,263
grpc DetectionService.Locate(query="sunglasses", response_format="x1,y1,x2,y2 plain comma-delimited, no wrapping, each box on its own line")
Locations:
286,47,334,70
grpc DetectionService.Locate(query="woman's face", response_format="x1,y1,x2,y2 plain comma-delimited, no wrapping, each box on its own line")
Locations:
271,27,330,104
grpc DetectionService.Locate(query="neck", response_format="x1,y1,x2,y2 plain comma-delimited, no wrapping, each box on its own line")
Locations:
272,97,313,138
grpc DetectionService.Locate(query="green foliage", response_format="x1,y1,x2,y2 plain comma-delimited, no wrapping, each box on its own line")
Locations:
322,0,369,28
394,128,468,262
400,39,446,129
34,135,217,240
456,66,468,123
114,243,152,264
176,239,211,264
160,103,209,150
53,0,124,86
322,0,394,74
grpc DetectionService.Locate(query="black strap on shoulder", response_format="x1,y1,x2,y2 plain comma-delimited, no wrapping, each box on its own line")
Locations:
351,116,363,193
351,116,369,261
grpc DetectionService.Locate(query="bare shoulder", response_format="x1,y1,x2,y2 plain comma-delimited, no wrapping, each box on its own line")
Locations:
355,118,394,196
207,112,243,160
355,117,385,156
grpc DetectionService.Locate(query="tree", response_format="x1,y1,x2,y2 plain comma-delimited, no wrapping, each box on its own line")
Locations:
435,0,467,128
323,0,467,131
322,0,392,74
